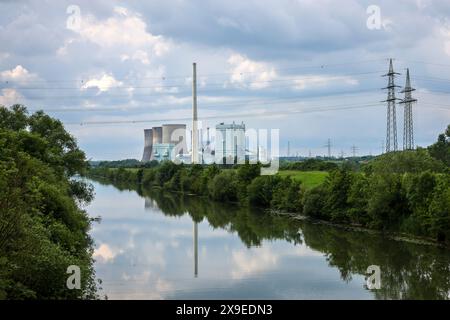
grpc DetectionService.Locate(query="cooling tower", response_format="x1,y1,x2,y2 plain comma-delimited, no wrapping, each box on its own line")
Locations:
141,129,153,162
162,124,187,154
152,126,163,144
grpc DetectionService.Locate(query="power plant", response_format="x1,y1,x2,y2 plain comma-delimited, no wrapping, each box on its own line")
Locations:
215,121,246,164
141,124,187,162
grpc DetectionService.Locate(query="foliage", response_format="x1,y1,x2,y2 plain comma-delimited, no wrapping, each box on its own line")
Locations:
0,105,97,299
428,124,450,167
281,158,338,171
208,170,239,202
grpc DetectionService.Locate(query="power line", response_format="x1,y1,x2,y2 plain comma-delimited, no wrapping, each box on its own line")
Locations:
0,59,388,84
63,103,383,126
27,90,383,113
0,70,384,91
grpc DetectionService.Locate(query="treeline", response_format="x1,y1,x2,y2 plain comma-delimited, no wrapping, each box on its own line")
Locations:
91,159,159,168
303,149,449,242
280,158,339,171
0,105,98,299
89,163,303,212
88,125,450,244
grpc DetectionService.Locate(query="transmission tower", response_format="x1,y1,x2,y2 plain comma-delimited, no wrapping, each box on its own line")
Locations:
400,68,416,150
324,138,332,158
351,145,358,158
382,59,401,153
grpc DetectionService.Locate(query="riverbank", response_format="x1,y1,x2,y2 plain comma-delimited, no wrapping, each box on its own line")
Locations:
87,152,450,247
275,210,448,248
87,131,450,245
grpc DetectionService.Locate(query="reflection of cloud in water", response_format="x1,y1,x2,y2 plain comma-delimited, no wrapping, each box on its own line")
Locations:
94,243,121,263
86,180,450,300
231,247,278,279
231,243,323,280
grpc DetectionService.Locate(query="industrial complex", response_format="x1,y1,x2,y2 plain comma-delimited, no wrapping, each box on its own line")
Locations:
141,121,247,164
141,124,188,162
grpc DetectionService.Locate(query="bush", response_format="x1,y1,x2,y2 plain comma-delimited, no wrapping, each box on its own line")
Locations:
302,186,328,219
208,170,238,202
271,177,303,212
247,175,282,207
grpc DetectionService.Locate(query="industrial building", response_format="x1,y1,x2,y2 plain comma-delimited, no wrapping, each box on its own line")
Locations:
215,121,246,164
141,124,188,162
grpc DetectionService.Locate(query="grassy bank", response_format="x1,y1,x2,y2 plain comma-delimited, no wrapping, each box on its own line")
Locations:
277,170,328,189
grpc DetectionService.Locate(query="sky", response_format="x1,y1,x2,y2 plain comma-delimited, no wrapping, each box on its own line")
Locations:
0,0,450,160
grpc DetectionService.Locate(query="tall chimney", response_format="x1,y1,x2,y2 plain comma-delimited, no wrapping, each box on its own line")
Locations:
192,63,199,164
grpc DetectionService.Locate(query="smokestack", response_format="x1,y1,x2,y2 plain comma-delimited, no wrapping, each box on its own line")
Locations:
192,62,199,164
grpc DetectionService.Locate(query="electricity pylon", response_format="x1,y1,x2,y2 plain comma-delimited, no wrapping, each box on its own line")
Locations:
382,59,401,152
400,68,416,150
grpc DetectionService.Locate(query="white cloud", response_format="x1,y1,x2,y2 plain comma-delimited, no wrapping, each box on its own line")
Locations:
93,243,121,263
227,53,277,89
73,6,170,58
0,88,23,106
0,65,38,82
440,24,450,56
231,247,278,279
293,75,359,90
56,38,75,56
82,74,123,92
121,49,150,65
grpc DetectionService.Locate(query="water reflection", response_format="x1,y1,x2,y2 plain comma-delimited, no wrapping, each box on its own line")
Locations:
88,178,450,300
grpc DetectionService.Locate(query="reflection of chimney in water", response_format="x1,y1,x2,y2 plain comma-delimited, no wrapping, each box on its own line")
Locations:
194,221,198,278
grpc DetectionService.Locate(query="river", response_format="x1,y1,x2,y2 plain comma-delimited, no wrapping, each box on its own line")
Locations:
85,178,450,300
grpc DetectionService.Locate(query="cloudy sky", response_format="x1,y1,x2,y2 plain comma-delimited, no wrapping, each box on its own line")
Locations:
1,0,449,160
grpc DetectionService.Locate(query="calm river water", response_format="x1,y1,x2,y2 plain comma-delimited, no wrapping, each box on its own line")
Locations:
85,179,450,300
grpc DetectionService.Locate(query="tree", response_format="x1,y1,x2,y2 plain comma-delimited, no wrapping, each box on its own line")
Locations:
323,168,353,222
247,176,282,207
208,170,238,202
0,105,98,299
427,175,450,242
428,124,450,167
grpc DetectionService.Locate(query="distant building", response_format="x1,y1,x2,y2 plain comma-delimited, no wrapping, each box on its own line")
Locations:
215,121,246,164
142,124,187,162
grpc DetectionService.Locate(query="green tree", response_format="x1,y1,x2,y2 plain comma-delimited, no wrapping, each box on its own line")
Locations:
208,170,238,202
428,124,450,167
0,105,98,299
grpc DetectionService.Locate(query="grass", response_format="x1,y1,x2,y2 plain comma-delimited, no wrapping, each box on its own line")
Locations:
277,170,328,189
